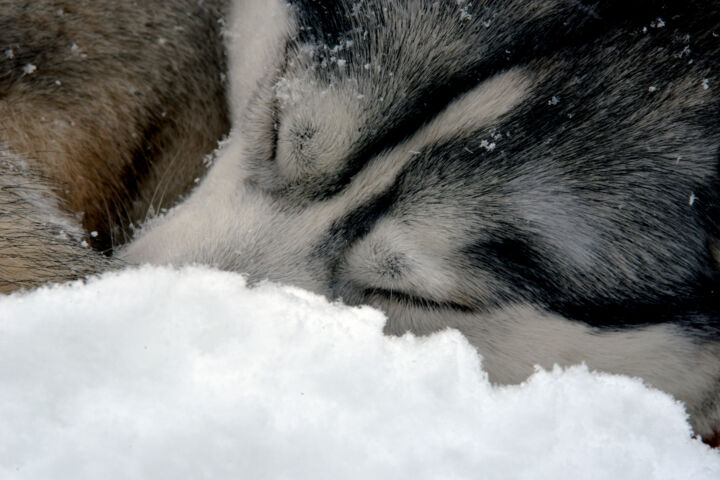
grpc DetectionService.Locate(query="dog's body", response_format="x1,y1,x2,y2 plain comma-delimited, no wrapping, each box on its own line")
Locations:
0,0,230,290
2,0,719,442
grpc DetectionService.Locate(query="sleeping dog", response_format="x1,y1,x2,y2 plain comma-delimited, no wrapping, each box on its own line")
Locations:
2,0,719,444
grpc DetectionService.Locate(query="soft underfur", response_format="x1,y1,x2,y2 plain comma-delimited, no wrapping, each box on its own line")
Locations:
2,1,719,442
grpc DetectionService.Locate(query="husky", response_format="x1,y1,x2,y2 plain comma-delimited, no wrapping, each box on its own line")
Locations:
3,1,720,444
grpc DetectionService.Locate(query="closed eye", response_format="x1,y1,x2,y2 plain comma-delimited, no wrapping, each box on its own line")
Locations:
364,287,475,313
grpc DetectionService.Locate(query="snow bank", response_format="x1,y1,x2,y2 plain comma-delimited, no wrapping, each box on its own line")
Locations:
1,266,718,479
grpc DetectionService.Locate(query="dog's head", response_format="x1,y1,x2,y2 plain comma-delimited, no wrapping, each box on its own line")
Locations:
122,0,720,352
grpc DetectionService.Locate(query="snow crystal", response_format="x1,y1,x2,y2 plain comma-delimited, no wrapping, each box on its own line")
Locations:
22,64,37,75
274,76,309,106
651,18,666,28
548,95,560,105
4,48,14,59
0,267,718,479
480,139,496,151
70,43,87,59
703,78,710,90
676,46,692,59
690,192,697,206
648,85,658,93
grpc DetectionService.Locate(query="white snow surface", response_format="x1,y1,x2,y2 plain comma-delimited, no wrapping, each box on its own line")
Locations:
1,266,718,479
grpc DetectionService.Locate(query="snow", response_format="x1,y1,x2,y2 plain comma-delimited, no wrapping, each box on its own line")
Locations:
650,18,666,29
0,266,718,479
480,139,496,151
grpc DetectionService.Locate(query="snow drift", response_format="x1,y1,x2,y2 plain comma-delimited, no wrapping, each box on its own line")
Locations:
0,266,718,479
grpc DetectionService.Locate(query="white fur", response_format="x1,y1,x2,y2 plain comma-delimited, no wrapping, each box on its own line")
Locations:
226,0,292,123
379,301,720,437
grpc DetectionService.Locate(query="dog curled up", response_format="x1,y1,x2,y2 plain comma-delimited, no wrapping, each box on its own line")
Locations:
1,0,719,446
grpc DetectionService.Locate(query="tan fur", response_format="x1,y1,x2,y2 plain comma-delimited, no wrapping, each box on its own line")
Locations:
0,153,117,293
0,0,230,291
